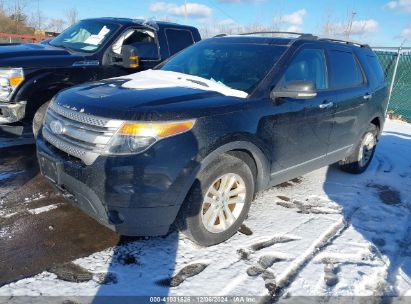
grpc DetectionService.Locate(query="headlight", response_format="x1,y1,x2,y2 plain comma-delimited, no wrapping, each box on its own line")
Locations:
104,119,196,155
0,68,24,101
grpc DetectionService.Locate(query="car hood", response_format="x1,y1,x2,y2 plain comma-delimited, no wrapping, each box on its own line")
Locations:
54,70,249,121
0,43,84,68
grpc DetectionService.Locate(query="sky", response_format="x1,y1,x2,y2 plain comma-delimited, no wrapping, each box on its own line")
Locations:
18,0,411,46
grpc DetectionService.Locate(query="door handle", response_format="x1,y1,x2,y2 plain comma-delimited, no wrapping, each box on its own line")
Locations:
319,101,334,109
363,93,373,100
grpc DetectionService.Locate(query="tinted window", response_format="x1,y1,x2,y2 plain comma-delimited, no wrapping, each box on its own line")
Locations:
329,50,364,88
166,29,194,55
283,49,328,89
160,41,286,93
366,55,385,85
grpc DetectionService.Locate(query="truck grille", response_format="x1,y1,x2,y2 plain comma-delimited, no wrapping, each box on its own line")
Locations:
43,102,123,165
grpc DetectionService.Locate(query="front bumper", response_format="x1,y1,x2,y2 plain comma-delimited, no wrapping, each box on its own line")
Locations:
0,101,26,124
36,133,199,236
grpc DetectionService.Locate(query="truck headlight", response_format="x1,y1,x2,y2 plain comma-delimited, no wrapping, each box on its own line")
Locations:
0,68,24,101
104,119,196,155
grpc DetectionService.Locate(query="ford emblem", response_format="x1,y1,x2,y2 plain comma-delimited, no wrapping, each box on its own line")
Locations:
50,120,65,135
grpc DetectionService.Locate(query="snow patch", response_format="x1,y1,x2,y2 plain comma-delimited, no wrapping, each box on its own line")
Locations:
24,193,46,203
120,70,248,98
0,211,17,218
27,204,61,215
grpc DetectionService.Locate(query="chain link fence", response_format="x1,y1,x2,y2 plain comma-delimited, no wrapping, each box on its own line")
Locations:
373,47,411,122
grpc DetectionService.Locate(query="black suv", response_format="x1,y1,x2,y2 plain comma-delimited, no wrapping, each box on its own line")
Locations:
36,32,388,246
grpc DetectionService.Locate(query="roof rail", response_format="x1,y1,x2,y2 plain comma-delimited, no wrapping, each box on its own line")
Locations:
215,31,370,48
237,31,317,39
318,37,369,48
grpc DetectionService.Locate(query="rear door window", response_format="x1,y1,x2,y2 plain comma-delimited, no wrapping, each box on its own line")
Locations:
165,29,195,55
366,55,385,85
283,48,328,90
329,50,365,88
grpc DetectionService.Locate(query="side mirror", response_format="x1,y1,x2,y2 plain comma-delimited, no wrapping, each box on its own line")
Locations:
121,45,140,69
271,80,317,100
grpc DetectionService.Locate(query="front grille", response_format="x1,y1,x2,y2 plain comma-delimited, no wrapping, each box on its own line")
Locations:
49,102,122,128
43,102,123,165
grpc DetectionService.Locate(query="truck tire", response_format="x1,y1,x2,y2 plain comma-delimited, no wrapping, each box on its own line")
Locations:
32,101,50,138
339,124,379,174
176,154,255,246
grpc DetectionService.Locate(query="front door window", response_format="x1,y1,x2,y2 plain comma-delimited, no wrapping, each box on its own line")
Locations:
283,48,328,90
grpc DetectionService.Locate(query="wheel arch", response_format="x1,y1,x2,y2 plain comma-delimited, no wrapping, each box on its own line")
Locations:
200,141,270,193
175,140,271,210
14,72,75,121
370,116,384,137
370,116,381,130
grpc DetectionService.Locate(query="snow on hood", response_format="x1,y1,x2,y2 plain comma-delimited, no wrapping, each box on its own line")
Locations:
119,69,248,99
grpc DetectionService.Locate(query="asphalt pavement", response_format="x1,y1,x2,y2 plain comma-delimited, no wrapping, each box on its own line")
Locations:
0,142,120,286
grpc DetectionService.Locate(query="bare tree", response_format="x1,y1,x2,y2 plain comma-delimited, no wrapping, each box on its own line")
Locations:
199,22,213,38
29,9,47,30
10,0,28,21
344,10,357,39
320,9,363,40
0,0,5,15
245,23,270,33
0,0,33,35
322,11,335,37
271,11,284,32
65,7,78,26
48,18,65,33
9,0,29,33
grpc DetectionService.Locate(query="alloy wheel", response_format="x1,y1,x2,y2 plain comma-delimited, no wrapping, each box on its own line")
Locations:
201,173,247,233
359,132,376,167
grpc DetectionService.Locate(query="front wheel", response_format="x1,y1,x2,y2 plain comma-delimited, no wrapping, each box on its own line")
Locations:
32,101,50,138
339,124,379,174
176,154,255,246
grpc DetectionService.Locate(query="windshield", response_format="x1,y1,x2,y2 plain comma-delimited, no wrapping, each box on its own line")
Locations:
159,40,286,94
50,20,119,53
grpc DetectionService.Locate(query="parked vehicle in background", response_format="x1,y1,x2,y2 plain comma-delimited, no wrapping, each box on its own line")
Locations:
37,32,388,246
0,18,201,137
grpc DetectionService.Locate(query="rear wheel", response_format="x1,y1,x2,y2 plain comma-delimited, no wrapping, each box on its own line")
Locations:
339,124,378,174
177,154,254,246
32,101,50,138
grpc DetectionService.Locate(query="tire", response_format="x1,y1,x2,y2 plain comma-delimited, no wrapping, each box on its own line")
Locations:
176,154,255,246
32,101,50,138
339,124,379,174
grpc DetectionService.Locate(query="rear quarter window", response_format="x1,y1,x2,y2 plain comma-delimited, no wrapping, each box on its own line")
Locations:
165,29,195,55
366,55,385,85
329,50,365,89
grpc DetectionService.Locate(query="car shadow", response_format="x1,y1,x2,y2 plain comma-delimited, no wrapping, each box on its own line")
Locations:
90,233,180,303
322,131,411,295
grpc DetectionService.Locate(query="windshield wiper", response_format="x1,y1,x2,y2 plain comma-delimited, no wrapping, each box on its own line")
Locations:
51,43,74,52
